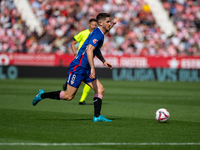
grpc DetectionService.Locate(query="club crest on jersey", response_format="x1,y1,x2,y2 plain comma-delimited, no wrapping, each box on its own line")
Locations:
71,74,76,85
93,39,98,44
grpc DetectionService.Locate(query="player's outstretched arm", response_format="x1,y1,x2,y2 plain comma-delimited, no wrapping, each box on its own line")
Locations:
96,50,112,69
105,17,120,34
71,40,78,57
111,17,120,29
96,50,105,63
86,44,96,79
103,61,113,69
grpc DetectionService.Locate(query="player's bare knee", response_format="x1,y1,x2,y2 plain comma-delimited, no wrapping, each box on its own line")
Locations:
102,87,105,94
98,86,105,95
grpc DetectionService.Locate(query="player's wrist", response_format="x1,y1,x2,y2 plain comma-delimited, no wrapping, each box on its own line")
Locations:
91,67,95,70
113,22,116,25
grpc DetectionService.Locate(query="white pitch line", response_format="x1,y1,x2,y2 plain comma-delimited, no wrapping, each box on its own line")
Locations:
104,96,195,100
0,143,200,146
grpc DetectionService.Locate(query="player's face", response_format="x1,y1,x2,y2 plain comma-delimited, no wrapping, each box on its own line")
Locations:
102,17,111,31
89,21,97,31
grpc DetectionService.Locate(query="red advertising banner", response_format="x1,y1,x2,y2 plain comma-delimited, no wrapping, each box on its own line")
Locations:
94,56,200,69
1,53,200,69
0,53,74,67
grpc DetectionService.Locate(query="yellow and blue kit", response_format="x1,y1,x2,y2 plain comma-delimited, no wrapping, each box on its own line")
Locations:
74,29,91,52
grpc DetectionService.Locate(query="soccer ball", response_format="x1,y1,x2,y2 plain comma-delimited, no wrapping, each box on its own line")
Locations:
155,108,170,123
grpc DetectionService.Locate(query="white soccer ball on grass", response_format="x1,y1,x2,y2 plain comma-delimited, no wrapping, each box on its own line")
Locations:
155,108,170,123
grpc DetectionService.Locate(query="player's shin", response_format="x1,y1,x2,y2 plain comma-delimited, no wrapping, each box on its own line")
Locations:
80,84,91,102
41,91,64,100
93,94,103,117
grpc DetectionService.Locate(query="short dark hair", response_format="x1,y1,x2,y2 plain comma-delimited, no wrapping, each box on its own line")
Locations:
96,13,110,24
89,18,97,23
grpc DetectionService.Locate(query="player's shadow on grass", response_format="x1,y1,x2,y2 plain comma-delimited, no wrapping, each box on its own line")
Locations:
36,118,91,121
37,117,121,121
69,117,121,121
77,102,110,105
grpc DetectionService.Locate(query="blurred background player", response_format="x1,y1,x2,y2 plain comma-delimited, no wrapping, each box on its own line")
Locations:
63,18,98,105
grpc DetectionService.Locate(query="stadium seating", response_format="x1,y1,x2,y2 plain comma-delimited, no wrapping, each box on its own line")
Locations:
14,0,43,35
144,0,176,36
0,0,199,56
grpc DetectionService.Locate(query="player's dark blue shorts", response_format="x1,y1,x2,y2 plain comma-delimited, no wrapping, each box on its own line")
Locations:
67,63,97,88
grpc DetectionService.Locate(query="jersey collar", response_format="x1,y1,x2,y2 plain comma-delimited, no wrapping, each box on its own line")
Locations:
98,27,104,35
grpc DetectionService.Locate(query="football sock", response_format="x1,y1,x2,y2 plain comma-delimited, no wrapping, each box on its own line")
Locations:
93,94,103,117
63,80,67,91
41,91,61,100
79,84,91,102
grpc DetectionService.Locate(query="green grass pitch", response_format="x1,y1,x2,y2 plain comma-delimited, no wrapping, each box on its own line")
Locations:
0,78,200,150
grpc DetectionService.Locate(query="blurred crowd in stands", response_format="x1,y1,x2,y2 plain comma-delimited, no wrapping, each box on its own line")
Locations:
0,0,200,56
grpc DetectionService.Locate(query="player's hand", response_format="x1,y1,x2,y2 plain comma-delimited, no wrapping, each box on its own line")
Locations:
89,68,95,79
113,17,120,24
104,62,113,69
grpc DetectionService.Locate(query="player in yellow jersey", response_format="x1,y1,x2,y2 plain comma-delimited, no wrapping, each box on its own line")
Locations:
63,18,98,105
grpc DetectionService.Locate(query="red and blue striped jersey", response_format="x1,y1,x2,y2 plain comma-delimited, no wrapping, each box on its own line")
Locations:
70,27,104,69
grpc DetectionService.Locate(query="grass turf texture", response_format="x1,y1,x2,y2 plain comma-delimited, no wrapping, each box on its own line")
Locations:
0,78,200,150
